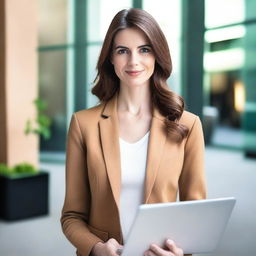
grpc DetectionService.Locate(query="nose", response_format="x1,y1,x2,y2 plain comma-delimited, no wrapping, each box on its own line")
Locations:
128,51,139,66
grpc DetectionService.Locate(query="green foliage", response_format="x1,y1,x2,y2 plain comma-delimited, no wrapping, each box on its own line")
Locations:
0,162,38,178
13,163,37,174
0,163,14,176
24,98,52,139
0,99,50,179
0,99,49,180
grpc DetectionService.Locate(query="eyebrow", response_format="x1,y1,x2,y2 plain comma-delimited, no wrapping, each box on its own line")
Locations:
114,44,152,50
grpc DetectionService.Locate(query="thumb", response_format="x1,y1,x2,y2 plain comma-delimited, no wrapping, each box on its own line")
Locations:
108,238,122,247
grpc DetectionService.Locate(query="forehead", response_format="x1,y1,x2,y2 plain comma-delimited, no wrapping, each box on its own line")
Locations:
113,27,149,47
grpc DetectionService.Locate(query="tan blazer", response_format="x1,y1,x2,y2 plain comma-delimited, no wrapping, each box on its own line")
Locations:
61,93,206,256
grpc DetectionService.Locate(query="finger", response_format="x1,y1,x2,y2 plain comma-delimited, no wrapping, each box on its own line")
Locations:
144,249,158,256
176,248,184,256
106,239,123,256
116,248,123,255
108,238,123,249
150,243,174,256
165,239,175,251
165,240,183,255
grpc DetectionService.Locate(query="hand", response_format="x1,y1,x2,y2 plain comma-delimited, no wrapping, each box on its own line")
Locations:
91,238,123,256
144,239,183,256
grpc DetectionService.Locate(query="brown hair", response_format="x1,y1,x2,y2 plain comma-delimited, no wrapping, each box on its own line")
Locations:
92,8,188,142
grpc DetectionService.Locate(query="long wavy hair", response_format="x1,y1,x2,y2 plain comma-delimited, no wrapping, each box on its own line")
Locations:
92,8,188,142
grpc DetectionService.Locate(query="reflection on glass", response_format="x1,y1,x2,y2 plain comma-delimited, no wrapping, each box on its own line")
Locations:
203,25,245,147
234,81,245,112
205,25,245,43
206,70,245,148
204,48,245,72
38,0,68,46
39,50,67,151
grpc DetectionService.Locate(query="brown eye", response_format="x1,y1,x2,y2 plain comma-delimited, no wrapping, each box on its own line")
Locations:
117,49,128,54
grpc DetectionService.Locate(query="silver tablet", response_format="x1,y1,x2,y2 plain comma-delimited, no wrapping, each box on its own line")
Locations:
121,197,236,256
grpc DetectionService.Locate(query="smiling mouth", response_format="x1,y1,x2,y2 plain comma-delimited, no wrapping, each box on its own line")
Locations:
125,70,143,76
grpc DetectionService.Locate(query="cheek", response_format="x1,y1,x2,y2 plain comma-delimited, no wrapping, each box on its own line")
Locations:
112,60,125,80
147,58,155,72
113,66,120,79
113,63,122,74
112,57,125,72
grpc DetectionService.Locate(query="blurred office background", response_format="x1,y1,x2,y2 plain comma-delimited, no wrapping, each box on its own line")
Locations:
37,0,256,155
0,0,256,255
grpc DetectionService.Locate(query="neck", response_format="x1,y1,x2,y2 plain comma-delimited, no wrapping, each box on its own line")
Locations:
117,82,152,116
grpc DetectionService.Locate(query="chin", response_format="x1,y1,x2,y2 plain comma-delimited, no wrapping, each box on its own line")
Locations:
130,82,149,88
128,78,150,86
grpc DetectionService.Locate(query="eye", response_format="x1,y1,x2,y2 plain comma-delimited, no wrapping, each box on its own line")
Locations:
117,48,128,55
140,47,151,53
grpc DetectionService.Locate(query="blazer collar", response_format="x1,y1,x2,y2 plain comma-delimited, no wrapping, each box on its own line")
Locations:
99,93,167,208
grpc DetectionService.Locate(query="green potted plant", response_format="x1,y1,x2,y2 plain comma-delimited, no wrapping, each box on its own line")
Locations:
0,98,51,221
24,98,52,140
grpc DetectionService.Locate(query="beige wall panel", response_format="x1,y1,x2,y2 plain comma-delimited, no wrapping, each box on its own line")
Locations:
0,0,7,164
5,0,38,167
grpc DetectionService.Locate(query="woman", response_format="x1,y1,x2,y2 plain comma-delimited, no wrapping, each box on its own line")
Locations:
61,8,206,256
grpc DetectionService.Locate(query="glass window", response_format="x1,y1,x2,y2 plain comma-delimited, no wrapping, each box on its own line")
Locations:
242,23,256,153
38,0,68,46
204,3,256,152
245,0,256,20
87,45,102,108
39,50,67,151
205,0,245,29
87,0,132,42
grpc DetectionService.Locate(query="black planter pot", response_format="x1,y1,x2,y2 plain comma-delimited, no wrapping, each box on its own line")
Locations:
0,171,49,221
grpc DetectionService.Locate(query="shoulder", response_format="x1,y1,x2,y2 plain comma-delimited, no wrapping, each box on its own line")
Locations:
75,103,104,120
179,110,199,125
179,110,203,133
179,110,204,144
71,103,105,130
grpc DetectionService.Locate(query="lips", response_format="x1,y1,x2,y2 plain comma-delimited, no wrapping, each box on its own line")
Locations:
125,70,143,76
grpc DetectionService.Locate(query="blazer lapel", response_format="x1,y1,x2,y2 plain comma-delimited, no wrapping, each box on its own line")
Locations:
99,94,121,209
143,107,167,203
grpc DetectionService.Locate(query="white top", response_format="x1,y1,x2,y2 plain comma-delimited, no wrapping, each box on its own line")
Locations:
119,131,150,242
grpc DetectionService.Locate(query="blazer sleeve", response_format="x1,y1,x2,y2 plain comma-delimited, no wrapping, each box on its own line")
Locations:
178,116,207,201
178,116,207,256
61,113,102,256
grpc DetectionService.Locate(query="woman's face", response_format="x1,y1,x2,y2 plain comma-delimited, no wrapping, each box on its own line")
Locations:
111,27,155,89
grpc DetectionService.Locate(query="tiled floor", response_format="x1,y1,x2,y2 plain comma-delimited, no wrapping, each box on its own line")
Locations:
0,147,255,256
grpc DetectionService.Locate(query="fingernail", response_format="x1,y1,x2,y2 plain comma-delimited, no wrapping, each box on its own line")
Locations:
167,239,173,244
